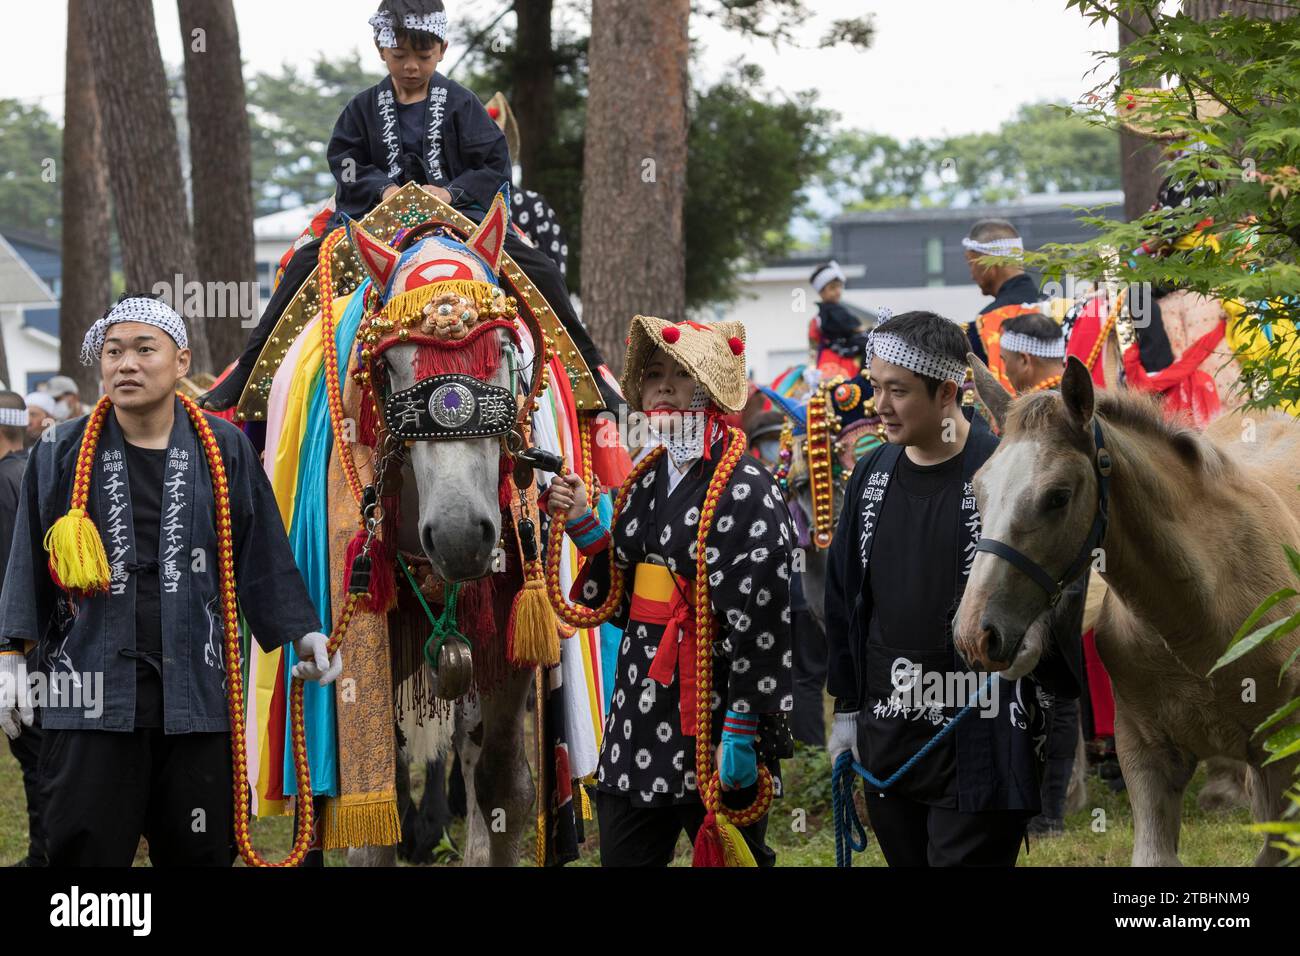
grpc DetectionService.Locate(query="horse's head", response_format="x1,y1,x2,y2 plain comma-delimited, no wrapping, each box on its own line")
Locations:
349,189,524,582
953,355,1103,677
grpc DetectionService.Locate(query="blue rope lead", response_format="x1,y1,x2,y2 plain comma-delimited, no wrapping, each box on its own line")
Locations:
832,674,995,867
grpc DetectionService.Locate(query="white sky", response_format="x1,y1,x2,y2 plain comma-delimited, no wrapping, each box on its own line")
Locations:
4,0,1115,140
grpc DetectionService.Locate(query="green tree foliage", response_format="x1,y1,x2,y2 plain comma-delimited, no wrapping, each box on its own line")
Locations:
1035,1,1300,411
685,65,831,305
818,102,1120,212
459,48,830,308
0,99,63,239
245,54,383,215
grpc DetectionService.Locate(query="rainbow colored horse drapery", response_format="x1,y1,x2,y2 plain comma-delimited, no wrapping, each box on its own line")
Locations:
247,287,366,813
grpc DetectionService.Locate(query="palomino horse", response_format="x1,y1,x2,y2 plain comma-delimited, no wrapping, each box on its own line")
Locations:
955,354,1300,865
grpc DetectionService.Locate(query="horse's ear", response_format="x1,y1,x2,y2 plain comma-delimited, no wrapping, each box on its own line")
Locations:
969,352,1011,430
1061,355,1096,428
347,218,402,291
465,187,510,274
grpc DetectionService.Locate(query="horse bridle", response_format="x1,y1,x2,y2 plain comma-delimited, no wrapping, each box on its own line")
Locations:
973,418,1112,607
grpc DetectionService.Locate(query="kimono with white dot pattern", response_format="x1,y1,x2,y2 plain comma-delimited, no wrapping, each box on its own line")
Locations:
572,445,796,807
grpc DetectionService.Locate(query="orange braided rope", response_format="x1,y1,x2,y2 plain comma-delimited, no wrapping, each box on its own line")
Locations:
316,227,366,507
175,392,360,867
1084,287,1127,373
544,445,665,629
1021,373,1063,395
693,427,773,824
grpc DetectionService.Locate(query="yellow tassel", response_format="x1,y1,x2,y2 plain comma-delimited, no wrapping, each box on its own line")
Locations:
717,814,758,867
321,796,402,850
43,507,111,595
507,576,561,666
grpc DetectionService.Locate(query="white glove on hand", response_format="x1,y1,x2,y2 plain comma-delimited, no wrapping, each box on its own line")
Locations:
291,632,343,686
0,653,35,740
829,710,861,766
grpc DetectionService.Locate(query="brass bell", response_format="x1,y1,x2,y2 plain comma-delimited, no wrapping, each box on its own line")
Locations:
434,640,474,701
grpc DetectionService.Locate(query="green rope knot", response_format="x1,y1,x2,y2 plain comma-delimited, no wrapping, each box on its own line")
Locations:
398,556,472,671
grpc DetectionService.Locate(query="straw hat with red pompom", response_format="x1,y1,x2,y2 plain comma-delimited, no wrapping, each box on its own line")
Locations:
621,315,749,414
1117,86,1227,140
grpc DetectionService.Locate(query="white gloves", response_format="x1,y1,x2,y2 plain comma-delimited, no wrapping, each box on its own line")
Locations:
291,632,343,686
829,710,861,766
0,653,35,740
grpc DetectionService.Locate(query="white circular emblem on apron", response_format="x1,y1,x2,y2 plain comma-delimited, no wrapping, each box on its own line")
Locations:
429,382,476,429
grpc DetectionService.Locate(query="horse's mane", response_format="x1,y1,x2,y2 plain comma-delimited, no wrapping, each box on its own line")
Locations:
1005,387,1234,481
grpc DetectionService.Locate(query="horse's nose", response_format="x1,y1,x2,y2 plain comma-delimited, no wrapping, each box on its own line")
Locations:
475,518,496,554
980,621,1019,669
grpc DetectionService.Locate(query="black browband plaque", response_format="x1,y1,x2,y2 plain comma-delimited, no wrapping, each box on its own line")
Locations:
383,373,516,441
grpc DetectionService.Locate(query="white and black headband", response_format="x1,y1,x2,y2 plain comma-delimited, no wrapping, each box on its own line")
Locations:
866,330,968,385
81,295,189,366
961,236,1024,258
0,408,27,427
1000,330,1065,359
810,261,847,293
370,9,449,47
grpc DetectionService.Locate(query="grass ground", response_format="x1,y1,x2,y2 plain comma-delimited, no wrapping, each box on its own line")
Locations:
1,737,1260,867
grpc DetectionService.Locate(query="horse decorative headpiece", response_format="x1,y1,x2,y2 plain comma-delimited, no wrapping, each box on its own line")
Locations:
314,186,562,687
344,188,552,447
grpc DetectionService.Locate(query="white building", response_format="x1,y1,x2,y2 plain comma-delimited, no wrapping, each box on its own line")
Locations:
0,232,62,393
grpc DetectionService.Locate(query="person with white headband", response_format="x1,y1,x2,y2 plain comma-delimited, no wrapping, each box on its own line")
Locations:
24,391,56,447
200,0,623,425
824,310,1078,866
962,218,1045,367
807,260,872,378
0,293,338,866
0,390,45,865
998,311,1067,395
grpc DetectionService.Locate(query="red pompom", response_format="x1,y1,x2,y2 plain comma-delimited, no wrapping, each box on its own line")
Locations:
661,326,681,344
487,106,501,119
727,336,744,356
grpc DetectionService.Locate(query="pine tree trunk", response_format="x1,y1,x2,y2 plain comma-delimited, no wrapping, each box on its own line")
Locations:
178,0,256,372
1183,0,1295,21
513,0,555,186
86,0,210,372
580,0,690,376
1117,17,1166,221
60,0,112,395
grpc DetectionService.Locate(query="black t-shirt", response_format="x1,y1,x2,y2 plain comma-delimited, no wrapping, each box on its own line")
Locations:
396,99,424,160
869,449,963,652
125,441,167,727
862,447,966,806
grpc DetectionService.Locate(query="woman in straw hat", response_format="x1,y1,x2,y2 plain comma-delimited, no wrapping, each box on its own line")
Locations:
547,317,795,866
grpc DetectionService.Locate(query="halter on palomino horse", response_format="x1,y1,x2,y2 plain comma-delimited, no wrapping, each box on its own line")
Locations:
239,183,626,866
955,353,1300,866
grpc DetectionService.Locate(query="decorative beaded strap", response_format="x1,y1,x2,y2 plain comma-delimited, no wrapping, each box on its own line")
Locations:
805,380,839,550
177,392,358,867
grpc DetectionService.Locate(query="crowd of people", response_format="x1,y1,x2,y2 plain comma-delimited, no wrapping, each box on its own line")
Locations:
0,0,1241,870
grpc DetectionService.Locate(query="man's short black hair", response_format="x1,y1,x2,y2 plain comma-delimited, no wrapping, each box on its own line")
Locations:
1001,311,1061,344
871,310,969,397
967,218,1020,243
